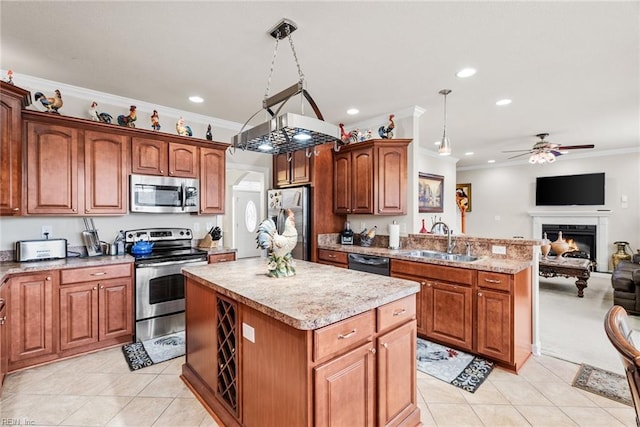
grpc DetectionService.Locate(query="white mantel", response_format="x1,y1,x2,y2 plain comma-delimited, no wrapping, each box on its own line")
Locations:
529,210,612,272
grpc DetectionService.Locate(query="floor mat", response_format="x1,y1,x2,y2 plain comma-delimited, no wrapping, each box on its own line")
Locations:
416,337,493,393
572,363,632,406
121,331,185,371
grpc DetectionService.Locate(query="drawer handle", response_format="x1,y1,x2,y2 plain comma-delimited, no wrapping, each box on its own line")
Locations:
12,208,19,211
392,308,407,317
91,272,107,276
338,329,357,340
328,254,336,258
0,315,6,325
483,278,502,284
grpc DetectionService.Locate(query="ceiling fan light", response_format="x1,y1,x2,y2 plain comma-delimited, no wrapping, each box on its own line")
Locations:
529,154,538,164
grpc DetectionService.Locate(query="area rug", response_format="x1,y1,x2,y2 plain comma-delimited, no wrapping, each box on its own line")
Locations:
121,331,185,371
416,338,494,393
572,363,632,406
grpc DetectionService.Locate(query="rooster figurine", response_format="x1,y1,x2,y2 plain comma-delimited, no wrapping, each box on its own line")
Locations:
339,123,360,144
150,110,161,131
117,105,137,127
378,114,395,139
88,101,113,123
34,89,63,113
176,117,193,136
256,209,298,277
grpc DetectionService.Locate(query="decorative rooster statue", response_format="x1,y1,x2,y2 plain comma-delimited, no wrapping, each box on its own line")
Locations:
256,209,298,277
34,89,63,113
117,105,137,127
378,114,395,139
89,101,113,123
176,117,193,136
150,110,161,131
339,123,360,144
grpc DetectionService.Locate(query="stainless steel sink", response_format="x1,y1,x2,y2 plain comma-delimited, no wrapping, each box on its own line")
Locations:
399,250,478,262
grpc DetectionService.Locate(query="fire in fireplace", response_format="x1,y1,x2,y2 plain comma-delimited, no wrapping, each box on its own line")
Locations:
542,224,597,261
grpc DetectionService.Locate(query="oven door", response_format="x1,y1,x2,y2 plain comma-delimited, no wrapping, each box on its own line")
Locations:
135,258,207,321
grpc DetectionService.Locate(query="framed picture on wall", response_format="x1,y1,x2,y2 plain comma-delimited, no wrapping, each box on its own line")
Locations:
456,183,472,212
418,173,444,213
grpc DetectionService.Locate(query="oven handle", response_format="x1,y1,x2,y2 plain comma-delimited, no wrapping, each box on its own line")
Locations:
181,182,186,212
136,258,208,268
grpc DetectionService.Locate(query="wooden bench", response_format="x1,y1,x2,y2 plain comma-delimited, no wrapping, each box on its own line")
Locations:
539,256,594,297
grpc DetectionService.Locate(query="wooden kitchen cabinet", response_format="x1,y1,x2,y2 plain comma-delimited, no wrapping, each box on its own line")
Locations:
59,264,133,355
0,279,8,392
274,150,312,187
333,139,410,215
423,280,473,351
0,81,31,216
208,252,236,263
317,248,348,268
199,146,226,214
84,130,129,215
26,121,81,215
8,271,59,371
131,138,198,178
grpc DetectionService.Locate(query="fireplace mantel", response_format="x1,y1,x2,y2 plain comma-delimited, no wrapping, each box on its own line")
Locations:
529,210,611,272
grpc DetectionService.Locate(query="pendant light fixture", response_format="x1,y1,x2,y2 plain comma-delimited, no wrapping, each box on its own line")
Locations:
232,18,340,155
438,89,452,156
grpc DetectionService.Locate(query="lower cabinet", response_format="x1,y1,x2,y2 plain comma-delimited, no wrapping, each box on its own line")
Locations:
0,280,8,392
317,249,348,268
8,271,58,371
208,252,236,263
423,280,473,351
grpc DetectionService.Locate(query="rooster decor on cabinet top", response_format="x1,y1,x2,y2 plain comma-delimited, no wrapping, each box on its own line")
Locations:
89,101,113,123
151,109,161,131
176,116,193,136
34,89,63,113
117,105,137,127
256,208,298,278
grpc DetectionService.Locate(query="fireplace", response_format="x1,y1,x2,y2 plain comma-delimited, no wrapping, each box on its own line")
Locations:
542,224,596,260
530,210,611,272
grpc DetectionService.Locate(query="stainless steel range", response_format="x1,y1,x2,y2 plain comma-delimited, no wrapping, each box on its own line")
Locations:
125,227,208,341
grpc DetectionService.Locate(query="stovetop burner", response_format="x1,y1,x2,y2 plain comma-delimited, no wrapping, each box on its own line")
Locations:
124,227,208,264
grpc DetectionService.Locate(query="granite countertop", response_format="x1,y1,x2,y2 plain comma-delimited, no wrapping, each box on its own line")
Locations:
318,243,532,274
0,254,135,283
182,258,420,331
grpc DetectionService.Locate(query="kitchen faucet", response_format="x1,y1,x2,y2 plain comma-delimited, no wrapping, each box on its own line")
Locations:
430,221,456,253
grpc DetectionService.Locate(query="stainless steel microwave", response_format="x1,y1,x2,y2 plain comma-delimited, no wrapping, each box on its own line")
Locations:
130,174,199,213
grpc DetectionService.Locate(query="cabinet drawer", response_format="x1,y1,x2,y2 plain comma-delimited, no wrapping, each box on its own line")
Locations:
208,253,236,263
314,310,374,361
391,260,474,285
318,249,348,266
477,271,511,292
61,263,132,284
377,295,416,332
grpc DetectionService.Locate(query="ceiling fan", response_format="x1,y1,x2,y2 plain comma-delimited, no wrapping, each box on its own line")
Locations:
502,133,595,164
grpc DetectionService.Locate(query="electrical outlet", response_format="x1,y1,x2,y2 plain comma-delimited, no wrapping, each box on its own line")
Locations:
492,245,507,255
41,225,53,239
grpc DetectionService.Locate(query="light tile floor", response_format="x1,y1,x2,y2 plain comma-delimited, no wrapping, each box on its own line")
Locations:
1,274,637,426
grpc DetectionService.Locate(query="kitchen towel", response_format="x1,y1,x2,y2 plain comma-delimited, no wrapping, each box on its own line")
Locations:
389,222,400,249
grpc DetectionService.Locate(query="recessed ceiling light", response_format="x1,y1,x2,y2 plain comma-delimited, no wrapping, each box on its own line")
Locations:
189,96,204,103
456,68,477,78
496,99,512,106
487,159,496,163
346,108,359,115
465,152,474,156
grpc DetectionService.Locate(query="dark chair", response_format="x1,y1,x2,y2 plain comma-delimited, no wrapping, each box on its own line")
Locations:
612,261,640,315
604,305,640,426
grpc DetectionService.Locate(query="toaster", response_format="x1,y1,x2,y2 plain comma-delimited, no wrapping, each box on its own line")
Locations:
15,239,67,262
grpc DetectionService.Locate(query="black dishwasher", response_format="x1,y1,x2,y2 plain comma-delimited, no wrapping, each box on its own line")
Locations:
347,253,390,276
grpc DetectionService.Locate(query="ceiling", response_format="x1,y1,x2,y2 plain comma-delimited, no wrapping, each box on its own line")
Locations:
2,1,638,168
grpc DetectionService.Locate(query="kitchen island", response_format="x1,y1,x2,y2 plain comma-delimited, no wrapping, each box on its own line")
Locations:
181,258,421,427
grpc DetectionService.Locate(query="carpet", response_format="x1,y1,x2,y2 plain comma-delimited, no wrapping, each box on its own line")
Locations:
416,338,494,393
122,331,185,371
572,363,632,406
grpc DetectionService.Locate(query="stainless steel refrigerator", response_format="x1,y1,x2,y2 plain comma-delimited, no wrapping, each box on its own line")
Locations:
267,186,310,261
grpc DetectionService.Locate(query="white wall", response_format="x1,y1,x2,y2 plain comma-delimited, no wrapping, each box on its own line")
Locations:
0,72,273,251
457,150,640,269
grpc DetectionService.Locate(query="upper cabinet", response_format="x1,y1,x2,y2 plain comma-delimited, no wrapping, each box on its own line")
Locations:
0,82,31,216
131,138,198,178
199,146,225,214
333,139,411,215
273,150,312,188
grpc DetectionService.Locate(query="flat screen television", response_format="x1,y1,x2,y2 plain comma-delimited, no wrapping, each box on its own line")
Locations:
535,172,605,206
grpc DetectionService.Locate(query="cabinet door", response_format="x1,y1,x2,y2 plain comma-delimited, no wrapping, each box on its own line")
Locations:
377,320,417,427
59,283,99,351
291,150,311,184
424,281,473,351
99,278,133,341
26,122,80,214
9,272,57,364
476,289,512,363
131,137,168,175
84,130,129,215
0,282,8,388
274,153,291,187
333,151,351,214
200,146,225,214
169,142,198,178
351,147,374,214
376,145,406,215
0,88,24,216
314,342,375,427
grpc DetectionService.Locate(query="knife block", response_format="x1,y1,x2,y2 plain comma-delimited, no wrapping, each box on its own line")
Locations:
198,234,219,249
